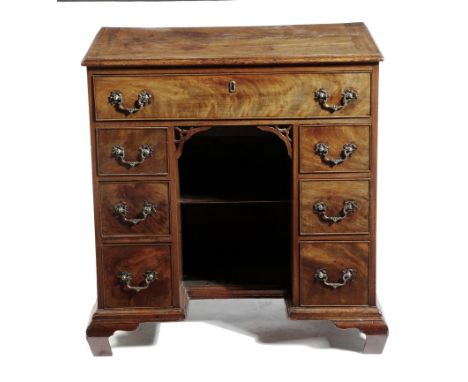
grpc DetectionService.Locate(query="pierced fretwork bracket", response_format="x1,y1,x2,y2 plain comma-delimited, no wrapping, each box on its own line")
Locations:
174,126,213,159
174,125,293,159
256,125,293,159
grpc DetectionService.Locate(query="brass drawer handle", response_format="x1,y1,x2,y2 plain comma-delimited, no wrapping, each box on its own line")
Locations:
315,268,354,289
314,143,357,167
314,88,358,113
108,90,152,115
313,200,358,224
113,201,157,225
117,270,157,292
112,144,154,168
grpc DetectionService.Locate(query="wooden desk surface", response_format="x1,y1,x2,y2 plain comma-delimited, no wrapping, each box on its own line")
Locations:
82,23,383,67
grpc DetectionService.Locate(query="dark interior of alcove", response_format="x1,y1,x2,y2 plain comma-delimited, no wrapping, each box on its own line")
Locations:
178,126,292,290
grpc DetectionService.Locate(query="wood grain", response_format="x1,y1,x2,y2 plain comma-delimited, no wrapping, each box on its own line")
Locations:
299,125,370,173
96,128,168,176
300,179,369,235
368,63,379,306
102,245,172,308
99,181,170,238
334,318,388,353
86,302,186,355
93,72,371,121
184,281,286,299
291,124,300,305
166,126,185,309
83,24,387,355
287,304,383,320
82,23,383,67
300,241,369,305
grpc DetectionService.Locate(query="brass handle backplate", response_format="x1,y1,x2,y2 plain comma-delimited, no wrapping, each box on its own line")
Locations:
112,144,154,168
314,88,358,113
313,200,358,224
314,143,357,167
117,270,157,292
315,268,354,289
114,201,157,225
108,90,152,115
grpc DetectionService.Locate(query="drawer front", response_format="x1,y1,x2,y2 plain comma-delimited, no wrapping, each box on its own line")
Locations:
96,128,168,176
93,72,371,121
300,180,369,235
300,242,369,306
102,245,172,308
299,125,370,173
99,181,170,238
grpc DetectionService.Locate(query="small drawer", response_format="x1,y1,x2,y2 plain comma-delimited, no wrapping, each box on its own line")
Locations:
300,180,369,235
99,181,170,239
102,245,172,308
96,128,168,176
300,242,369,306
299,125,370,173
93,72,371,121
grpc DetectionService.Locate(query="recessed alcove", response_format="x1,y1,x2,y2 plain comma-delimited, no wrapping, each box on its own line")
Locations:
177,125,292,297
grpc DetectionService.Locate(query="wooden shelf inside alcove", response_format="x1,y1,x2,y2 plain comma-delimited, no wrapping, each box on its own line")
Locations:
180,194,290,205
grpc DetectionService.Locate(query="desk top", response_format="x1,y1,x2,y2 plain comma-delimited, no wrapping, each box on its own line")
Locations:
82,23,383,67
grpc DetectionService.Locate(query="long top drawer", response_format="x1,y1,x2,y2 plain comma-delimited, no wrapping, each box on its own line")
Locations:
93,72,371,121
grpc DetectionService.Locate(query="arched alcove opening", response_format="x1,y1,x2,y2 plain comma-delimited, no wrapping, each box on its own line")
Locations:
178,125,292,293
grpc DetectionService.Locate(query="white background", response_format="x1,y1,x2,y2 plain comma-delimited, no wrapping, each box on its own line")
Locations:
1,0,467,381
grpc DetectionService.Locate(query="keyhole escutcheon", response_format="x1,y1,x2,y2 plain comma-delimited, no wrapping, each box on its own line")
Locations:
228,80,237,93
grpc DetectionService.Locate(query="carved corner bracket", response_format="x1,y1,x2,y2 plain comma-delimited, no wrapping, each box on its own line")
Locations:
174,126,213,159
256,125,293,159
174,125,293,159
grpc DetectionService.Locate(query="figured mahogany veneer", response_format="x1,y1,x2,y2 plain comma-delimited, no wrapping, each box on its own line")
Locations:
102,245,172,309
300,179,370,235
83,23,388,356
99,181,171,239
299,242,369,306
82,23,382,67
93,72,371,121
96,128,168,176
299,125,370,173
